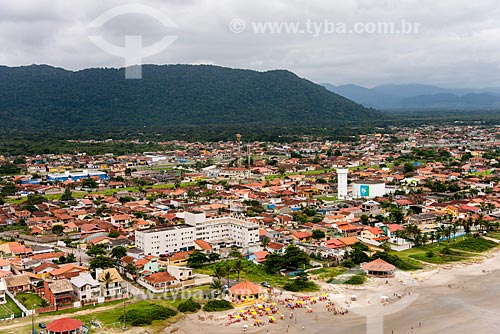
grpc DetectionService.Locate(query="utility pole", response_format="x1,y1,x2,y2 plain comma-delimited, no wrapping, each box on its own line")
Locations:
122,284,128,330
122,298,126,329
31,304,35,334
247,143,251,179
236,134,242,167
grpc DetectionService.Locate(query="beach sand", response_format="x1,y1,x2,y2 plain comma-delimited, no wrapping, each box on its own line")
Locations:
169,249,500,334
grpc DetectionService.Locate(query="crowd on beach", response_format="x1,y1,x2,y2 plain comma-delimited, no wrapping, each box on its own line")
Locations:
225,293,353,328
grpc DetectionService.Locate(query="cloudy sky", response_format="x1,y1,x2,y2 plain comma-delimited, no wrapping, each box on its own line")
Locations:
1,0,500,88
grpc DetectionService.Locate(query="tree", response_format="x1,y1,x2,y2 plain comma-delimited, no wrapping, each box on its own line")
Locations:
390,207,405,224
108,230,120,238
177,298,201,313
100,271,113,290
360,214,370,225
187,250,208,268
90,255,115,270
403,162,415,174
228,247,242,258
263,253,285,274
81,177,98,188
213,263,225,280
222,261,233,286
208,252,220,263
125,262,137,275
60,187,74,201
261,236,270,249
311,229,326,241
284,244,309,269
232,259,245,282
111,246,127,259
87,244,107,257
210,279,224,296
51,225,64,236
65,253,76,263
302,206,317,217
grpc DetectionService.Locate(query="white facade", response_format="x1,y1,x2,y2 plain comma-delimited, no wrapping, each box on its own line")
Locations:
185,212,259,248
70,272,101,302
135,224,196,256
0,278,6,304
136,212,260,256
352,181,386,198
336,168,348,200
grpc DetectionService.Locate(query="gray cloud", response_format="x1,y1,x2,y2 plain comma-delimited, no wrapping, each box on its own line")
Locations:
1,0,500,88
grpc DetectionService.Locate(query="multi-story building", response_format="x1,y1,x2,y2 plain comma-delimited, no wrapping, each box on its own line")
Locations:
135,212,259,256
185,212,259,248
135,224,196,256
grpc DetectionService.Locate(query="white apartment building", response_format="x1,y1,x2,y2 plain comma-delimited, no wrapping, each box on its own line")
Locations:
135,224,196,256
185,212,260,248
135,212,259,256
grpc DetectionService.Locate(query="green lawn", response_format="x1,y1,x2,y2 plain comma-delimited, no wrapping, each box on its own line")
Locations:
409,252,467,264
395,237,496,265
315,196,338,201
42,299,125,317
308,266,347,281
486,231,500,240
15,292,47,309
0,295,22,319
451,237,497,253
194,260,291,288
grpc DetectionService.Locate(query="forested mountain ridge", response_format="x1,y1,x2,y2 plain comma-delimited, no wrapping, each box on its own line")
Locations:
0,64,380,130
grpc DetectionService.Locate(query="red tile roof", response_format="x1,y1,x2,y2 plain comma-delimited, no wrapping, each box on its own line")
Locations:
362,258,395,272
194,239,212,251
143,271,177,284
46,318,83,333
229,280,263,295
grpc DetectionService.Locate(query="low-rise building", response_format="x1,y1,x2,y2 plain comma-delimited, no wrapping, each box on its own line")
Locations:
70,273,101,303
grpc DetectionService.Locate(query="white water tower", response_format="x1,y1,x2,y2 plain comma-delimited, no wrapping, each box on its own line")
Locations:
336,168,348,200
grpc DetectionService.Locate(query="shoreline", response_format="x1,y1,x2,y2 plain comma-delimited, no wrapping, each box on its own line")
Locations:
170,246,500,334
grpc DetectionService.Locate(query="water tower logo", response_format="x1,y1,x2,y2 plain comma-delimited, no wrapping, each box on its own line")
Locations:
360,184,370,197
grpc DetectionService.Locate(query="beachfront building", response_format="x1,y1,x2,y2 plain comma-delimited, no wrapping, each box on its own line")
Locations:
185,212,260,249
361,258,396,278
135,212,259,256
46,318,84,334
135,224,196,256
229,280,265,305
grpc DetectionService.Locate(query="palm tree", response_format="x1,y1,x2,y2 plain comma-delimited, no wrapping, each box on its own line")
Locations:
101,271,113,293
451,223,458,240
208,252,220,263
435,230,443,243
210,279,223,296
261,237,270,250
232,259,245,282
125,263,137,276
223,261,233,287
213,263,224,281
429,231,436,244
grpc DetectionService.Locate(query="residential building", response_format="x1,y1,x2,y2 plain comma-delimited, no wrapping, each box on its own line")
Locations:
96,268,124,299
184,212,260,249
70,273,101,303
0,278,6,304
45,279,74,306
135,224,196,256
